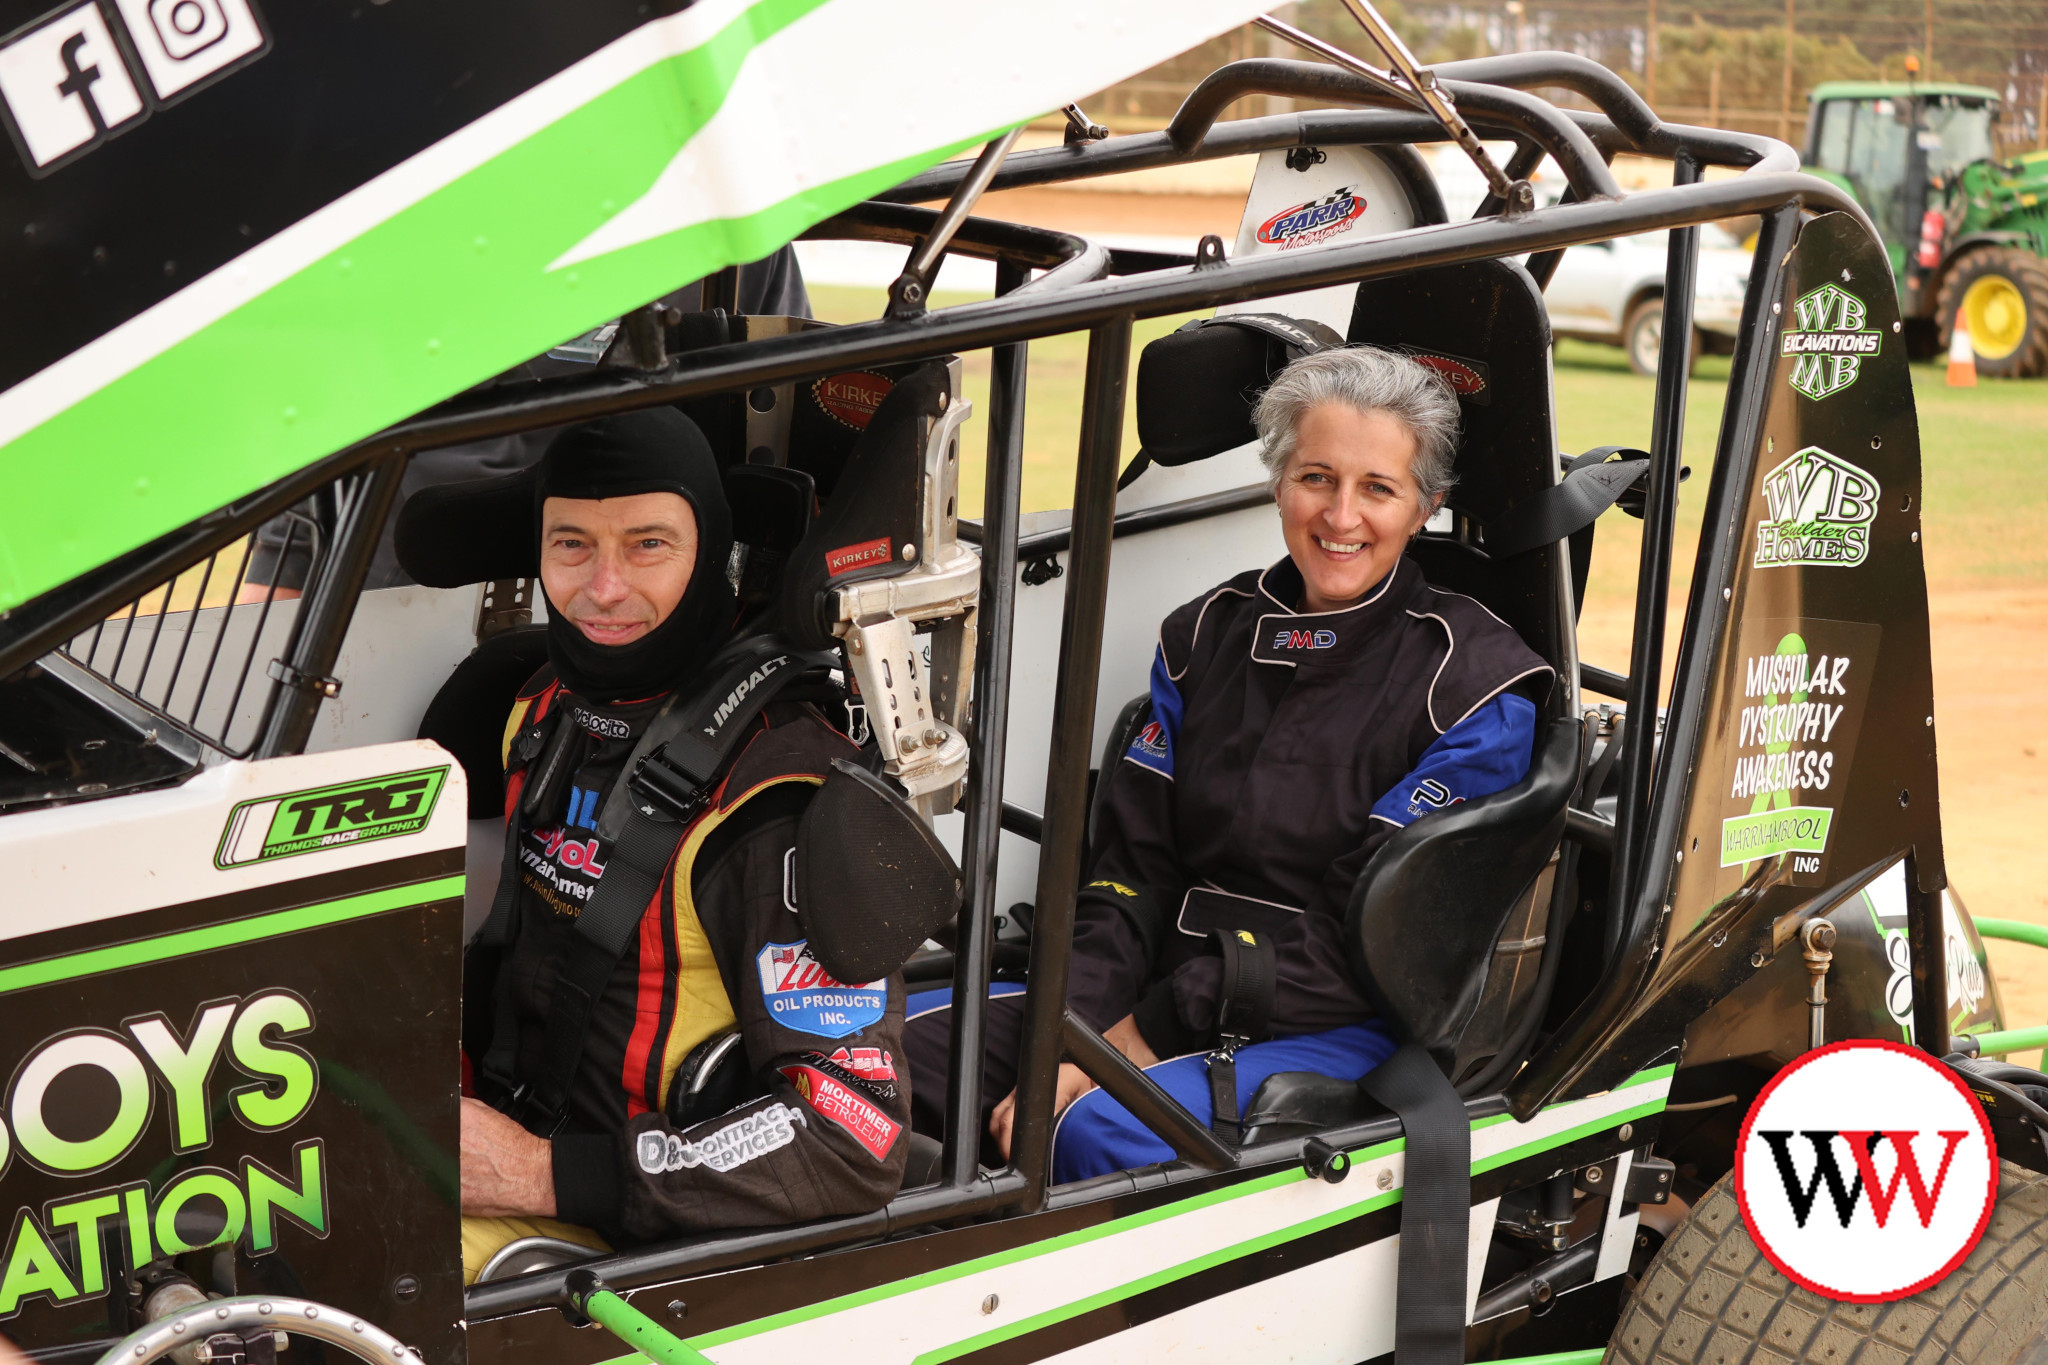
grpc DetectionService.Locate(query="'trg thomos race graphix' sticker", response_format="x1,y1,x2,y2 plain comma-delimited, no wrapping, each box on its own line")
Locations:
215,766,447,867
1719,619,1881,884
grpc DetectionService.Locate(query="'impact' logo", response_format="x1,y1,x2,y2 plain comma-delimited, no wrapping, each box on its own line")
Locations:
1781,283,1882,400
1753,446,1881,569
216,766,447,867
1736,1041,1997,1301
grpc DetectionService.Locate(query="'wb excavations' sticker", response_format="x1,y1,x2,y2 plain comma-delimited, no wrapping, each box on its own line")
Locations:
216,766,447,867
1781,283,1882,401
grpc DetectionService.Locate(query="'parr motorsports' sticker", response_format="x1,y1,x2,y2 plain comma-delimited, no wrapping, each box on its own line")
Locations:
1781,282,1882,400
1719,620,1881,884
1753,446,1882,569
216,766,447,868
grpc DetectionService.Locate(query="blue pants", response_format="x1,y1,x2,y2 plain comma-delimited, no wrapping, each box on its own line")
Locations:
1051,1020,1399,1184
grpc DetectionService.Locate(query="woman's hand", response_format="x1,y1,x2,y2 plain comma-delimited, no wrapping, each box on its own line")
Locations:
988,1014,1158,1159
1105,1014,1161,1069
989,1064,1095,1159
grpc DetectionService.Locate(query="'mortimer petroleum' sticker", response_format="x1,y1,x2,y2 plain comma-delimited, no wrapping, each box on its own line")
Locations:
812,372,894,429
757,941,886,1038
1781,283,1882,400
1753,446,1881,569
1256,186,1368,249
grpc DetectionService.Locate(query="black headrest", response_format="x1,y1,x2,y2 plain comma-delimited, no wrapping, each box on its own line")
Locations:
725,464,815,553
396,465,539,588
1134,314,1341,467
1348,259,1567,670
417,626,551,818
778,363,950,651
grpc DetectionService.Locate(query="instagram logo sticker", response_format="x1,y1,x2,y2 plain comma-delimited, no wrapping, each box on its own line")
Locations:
111,0,266,102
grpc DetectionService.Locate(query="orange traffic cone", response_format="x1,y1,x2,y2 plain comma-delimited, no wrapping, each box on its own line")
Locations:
1947,312,1978,387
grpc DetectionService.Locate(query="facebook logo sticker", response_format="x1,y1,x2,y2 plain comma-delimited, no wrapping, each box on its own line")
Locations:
0,2,145,172
0,0,266,174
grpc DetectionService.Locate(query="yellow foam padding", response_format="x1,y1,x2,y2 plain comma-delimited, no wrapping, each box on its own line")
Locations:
461,1214,611,1284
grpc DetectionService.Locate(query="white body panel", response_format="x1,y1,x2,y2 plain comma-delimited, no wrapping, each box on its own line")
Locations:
0,739,467,942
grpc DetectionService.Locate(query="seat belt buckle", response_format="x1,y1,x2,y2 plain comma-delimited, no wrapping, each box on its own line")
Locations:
627,748,711,824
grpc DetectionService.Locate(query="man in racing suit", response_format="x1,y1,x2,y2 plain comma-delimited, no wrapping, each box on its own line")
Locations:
455,408,907,1277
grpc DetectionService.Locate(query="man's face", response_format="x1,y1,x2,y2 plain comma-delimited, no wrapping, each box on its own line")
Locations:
539,492,698,646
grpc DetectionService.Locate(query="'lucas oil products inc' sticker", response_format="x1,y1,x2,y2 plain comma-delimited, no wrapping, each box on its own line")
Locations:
756,941,887,1039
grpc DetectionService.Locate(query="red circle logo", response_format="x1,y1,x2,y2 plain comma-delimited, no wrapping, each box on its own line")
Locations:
1735,1040,1998,1301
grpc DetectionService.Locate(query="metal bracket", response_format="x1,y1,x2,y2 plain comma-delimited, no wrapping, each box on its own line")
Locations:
1194,234,1228,269
476,577,534,642
829,391,980,815
1061,103,1108,144
266,659,341,699
1622,1154,1676,1204
1803,916,1837,1050
887,128,1023,320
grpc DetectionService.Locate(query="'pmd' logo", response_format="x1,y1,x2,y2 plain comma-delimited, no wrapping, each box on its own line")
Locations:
0,0,268,175
1736,1040,1997,1301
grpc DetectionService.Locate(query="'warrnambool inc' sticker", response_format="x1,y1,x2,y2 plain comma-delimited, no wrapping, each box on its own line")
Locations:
1255,185,1368,249
1782,283,1882,401
756,941,886,1039
1736,1041,1996,1302
1718,620,1879,885
216,766,448,868
636,1103,805,1174
1753,446,1881,569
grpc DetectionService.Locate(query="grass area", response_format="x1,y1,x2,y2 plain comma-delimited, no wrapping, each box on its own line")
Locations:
811,284,2048,639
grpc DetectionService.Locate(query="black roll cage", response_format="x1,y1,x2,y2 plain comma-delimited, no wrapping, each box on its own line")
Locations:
0,50,1887,1325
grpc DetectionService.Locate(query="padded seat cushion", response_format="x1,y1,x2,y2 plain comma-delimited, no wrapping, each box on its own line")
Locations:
418,625,550,819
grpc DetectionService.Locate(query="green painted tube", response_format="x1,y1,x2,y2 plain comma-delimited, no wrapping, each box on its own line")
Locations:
1971,918,2048,952
1959,1025,2048,1058
1487,1349,1607,1365
580,1289,715,1365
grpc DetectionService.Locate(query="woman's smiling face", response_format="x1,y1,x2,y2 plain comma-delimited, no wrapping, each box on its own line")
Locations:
1274,403,1437,615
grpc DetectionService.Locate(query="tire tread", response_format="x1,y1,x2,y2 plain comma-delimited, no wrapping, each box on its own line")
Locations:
1604,1162,2048,1365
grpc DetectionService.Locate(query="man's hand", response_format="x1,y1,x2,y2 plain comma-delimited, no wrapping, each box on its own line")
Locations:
988,1013,1159,1160
460,1096,557,1217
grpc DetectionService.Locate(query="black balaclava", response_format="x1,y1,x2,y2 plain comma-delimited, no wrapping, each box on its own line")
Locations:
536,408,735,703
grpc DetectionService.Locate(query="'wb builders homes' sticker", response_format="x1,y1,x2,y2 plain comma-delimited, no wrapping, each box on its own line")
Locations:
1719,620,1880,883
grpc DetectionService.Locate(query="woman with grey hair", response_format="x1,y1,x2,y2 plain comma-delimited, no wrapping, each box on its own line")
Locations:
974,343,1553,1180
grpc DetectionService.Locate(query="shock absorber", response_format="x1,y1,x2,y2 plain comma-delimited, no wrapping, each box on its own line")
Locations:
1803,917,1837,1051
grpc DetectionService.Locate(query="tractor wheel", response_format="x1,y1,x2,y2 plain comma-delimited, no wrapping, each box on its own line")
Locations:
1936,247,2048,378
1606,1161,2048,1365
1624,297,1702,378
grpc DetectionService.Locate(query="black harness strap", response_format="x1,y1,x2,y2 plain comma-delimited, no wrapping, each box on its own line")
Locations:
1359,1042,1472,1365
482,637,834,1134
1483,446,1651,560
1205,928,1276,1142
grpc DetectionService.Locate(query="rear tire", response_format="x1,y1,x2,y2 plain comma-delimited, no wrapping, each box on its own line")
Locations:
1607,1161,2048,1365
1936,247,2048,378
1624,297,1702,378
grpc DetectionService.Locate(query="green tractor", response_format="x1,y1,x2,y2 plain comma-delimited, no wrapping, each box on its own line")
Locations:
1805,79,2048,376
